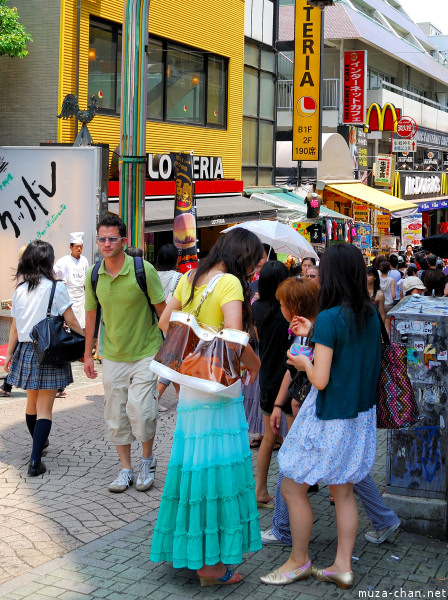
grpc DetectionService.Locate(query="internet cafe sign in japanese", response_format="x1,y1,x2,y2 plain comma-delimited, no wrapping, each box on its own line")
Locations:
342,51,367,125
293,0,322,161
147,153,224,181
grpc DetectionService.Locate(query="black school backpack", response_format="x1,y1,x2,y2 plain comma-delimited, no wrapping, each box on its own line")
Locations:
91,256,159,337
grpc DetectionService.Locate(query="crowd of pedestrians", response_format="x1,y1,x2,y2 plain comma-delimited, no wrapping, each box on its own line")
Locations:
3,222,448,589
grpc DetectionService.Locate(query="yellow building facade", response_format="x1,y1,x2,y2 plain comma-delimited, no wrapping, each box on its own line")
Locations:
57,0,245,180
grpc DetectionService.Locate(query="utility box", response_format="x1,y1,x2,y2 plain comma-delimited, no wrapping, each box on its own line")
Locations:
384,295,448,540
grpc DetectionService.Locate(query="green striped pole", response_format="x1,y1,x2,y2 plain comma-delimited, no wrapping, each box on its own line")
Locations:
119,0,151,248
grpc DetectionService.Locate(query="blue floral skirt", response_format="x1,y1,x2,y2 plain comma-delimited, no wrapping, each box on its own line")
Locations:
150,384,262,569
278,386,377,485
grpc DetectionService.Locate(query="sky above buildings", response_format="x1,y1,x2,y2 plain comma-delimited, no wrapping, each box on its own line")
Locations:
400,0,447,34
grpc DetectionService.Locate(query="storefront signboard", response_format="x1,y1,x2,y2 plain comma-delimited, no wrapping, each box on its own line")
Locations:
147,153,224,181
380,235,398,251
342,51,367,125
392,139,416,153
293,1,322,161
375,154,395,186
401,214,423,247
417,199,448,212
353,203,369,222
377,214,390,230
396,151,414,170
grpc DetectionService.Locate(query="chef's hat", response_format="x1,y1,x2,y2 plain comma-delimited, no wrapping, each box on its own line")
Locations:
70,232,85,244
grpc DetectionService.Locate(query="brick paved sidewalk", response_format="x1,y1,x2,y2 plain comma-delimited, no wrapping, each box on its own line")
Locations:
0,364,446,599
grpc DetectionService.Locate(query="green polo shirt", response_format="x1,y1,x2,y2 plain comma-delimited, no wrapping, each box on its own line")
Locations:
85,254,165,362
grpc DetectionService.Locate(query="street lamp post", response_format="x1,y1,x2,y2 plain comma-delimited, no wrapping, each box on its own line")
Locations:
119,0,151,248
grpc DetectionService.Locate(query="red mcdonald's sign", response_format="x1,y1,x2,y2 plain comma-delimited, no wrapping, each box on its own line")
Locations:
364,102,401,132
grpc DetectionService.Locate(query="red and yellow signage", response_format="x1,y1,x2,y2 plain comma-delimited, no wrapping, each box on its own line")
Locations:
173,152,198,273
293,1,322,161
364,102,401,133
343,51,367,125
353,203,369,222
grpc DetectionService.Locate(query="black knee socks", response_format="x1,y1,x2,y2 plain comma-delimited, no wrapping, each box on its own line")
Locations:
30,419,52,462
26,413,37,437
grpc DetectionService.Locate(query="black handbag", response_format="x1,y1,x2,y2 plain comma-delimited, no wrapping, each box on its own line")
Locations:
30,282,85,365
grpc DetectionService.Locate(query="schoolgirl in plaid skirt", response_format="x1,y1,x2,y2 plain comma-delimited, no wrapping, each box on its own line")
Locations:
4,240,84,477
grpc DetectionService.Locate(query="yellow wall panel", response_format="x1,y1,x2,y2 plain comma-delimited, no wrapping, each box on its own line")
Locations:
59,0,244,180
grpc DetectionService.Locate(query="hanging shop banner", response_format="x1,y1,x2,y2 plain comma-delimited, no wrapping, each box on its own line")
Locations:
396,151,414,170
423,149,440,169
380,235,398,251
292,0,322,161
291,222,311,241
401,214,423,248
353,203,369,222
172,152,198,273
342,51,367,125
354,223,372,249
375,154,395,186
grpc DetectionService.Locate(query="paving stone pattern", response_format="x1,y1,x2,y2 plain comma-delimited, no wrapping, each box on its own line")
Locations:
0,363,447,599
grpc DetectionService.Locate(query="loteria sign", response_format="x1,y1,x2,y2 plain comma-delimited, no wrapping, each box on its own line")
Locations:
342,51,367,125
292,0,323,161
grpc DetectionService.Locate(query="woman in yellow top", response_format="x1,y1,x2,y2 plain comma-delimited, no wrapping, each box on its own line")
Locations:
150,228,263,586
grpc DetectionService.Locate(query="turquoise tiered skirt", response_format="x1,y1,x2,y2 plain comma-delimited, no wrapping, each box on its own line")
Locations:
150,384,262,569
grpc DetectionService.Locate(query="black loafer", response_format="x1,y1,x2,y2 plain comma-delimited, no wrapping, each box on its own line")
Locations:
28,460,47,477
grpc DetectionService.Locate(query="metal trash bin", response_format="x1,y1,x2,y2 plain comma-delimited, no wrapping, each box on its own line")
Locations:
384,295,448,539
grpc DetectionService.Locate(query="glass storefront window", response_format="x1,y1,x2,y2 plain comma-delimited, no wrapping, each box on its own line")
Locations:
258,121,274,166
88,21,118,111
245,42,259,68
167,45,205,124
261,49,275,73
207,56,226,126
243,67,258,117
88,18,228,129
260,73,275,119
242,118,257,165
147,38,163,120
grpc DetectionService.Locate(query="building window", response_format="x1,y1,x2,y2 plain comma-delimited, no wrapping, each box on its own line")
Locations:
242,41,275,186
88,17,228,129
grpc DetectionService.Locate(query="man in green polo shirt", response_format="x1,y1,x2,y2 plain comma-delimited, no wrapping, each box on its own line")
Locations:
84,215,166,493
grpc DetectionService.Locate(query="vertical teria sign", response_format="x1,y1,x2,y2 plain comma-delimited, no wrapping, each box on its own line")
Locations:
293,1,323,161
343,50,367,125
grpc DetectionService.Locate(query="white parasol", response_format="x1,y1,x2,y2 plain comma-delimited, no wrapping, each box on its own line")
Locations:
222,220,318,259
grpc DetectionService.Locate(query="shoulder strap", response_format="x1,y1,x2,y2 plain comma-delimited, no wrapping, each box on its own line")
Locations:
133,256,157,326
91,260,103,338
46,282,57,317
192,273,225,319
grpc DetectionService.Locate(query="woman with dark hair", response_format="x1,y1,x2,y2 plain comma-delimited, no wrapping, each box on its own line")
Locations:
261,243,381,589
366,266,386,325
252,260,290,507
150,228,263,586
300,257,316,277
4,240,84,477
423,269,446,297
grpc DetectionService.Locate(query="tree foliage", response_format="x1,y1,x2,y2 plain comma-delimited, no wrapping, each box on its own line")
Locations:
0,0,32,58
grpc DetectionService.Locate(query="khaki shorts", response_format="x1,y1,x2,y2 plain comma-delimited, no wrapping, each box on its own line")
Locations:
102,356,158,445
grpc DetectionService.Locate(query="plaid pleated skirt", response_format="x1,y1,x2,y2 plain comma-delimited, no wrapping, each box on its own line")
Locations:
8,342,73,390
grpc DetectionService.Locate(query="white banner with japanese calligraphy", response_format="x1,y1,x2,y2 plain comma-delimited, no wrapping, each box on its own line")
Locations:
0,146,100,300
342,51,367,125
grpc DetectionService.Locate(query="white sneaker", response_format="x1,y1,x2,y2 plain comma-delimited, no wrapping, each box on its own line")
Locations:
108,469,134,493
365,521,400,544
261,529,291,546
136,456,157,491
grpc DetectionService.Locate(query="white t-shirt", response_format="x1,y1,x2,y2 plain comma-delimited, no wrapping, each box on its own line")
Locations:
11,279,72,342
158,270,181,301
